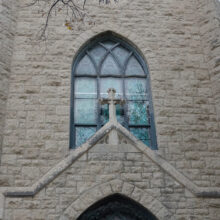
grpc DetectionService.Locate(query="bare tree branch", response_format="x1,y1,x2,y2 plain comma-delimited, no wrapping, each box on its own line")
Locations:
29,0,119,40
40,0,60,39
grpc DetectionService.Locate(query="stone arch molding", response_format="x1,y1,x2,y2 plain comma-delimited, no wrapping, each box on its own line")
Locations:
60,179,175,220
71,22,149,66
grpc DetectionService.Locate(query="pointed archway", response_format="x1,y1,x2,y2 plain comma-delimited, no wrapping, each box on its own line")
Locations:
60,179,174,220
77,193,158,220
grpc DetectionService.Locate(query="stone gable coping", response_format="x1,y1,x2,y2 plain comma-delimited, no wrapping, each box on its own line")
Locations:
2,122,114,197
0,121,219,199
60,179,175,220
0,121,220,219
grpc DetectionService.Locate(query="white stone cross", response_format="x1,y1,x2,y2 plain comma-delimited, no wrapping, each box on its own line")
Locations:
99,88,125,145
99,88,125,122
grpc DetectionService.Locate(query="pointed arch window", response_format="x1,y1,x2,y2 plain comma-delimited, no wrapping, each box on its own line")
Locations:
70,34,157,149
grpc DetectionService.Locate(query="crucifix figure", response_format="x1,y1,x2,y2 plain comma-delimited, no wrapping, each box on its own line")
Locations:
99,88,125,145
99,88,125,122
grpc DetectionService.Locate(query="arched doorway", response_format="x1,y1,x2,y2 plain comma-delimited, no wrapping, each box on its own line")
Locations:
77,194,158,220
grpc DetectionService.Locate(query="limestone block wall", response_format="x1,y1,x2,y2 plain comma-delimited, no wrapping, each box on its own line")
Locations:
3,144,220,220
0,0,17,160
0,0,220,210
196,0,220,121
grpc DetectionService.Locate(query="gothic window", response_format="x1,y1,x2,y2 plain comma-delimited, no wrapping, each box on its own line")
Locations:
70,33,157,149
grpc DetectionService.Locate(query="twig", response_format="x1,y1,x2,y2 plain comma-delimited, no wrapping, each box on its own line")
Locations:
28,0,119,40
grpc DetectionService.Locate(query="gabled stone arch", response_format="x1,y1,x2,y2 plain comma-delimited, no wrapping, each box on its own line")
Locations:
60,179,175,220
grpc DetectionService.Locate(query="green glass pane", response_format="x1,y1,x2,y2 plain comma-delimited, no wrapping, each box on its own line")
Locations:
89,45,106,68
125,56,145,76
100,54,120,76
74,99,96,124
130,127,150,146
101,104,124,125
76,55,96,75
100,78,123,98
75,127,96,147
75,78,97,98
125,79,147,100
128,101,149,125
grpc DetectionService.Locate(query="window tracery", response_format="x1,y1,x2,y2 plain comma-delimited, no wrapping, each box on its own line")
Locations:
70,34,157,149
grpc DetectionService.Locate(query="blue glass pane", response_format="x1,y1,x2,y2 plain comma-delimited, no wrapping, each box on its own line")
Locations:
101,104,124,125
89,45,106,68
76,55,96,75
128,101,149,125
75,127,96,147
75,78,97,98
101,54,120,75
125,56,145,76
101,41,117,49
112,46,129,67
74,99,97,124
100,78,123,98
130,127,150,146
125,79,147,100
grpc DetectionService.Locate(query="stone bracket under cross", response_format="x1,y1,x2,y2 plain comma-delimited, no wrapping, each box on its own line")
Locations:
99,88,125,145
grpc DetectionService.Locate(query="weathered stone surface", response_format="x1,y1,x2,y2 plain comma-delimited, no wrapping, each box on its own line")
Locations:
0,0,220,219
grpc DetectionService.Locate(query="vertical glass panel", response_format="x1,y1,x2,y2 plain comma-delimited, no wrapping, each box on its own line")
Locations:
125,78,147,100
74,99,97,124
89,45,106,68
75,127,96,147
101,104,124,125
100,54,121,75
100,78,123,98
75,78,97,98
76,55,96,75
112,46,130,67
101,41,117,49
130,127,150,146
128,101,149,125
125,56,145,76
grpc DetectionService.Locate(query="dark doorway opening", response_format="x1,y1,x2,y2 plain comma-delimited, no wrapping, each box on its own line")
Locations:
77,193,158,220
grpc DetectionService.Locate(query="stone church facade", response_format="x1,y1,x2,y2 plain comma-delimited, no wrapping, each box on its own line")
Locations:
0,0,220,219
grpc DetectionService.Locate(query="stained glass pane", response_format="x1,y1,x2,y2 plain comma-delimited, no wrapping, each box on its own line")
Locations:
125,78,147,100
128,101,149,125
74,99,97,124
130,127,150,146
75,78,97,98
101,41,117,49
125,56,145,76
76,55,96,75
89,45,106,67
75,127,96,147
101,104,124,125
100,78,123,98
100,54,120,75
112,46,129,67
